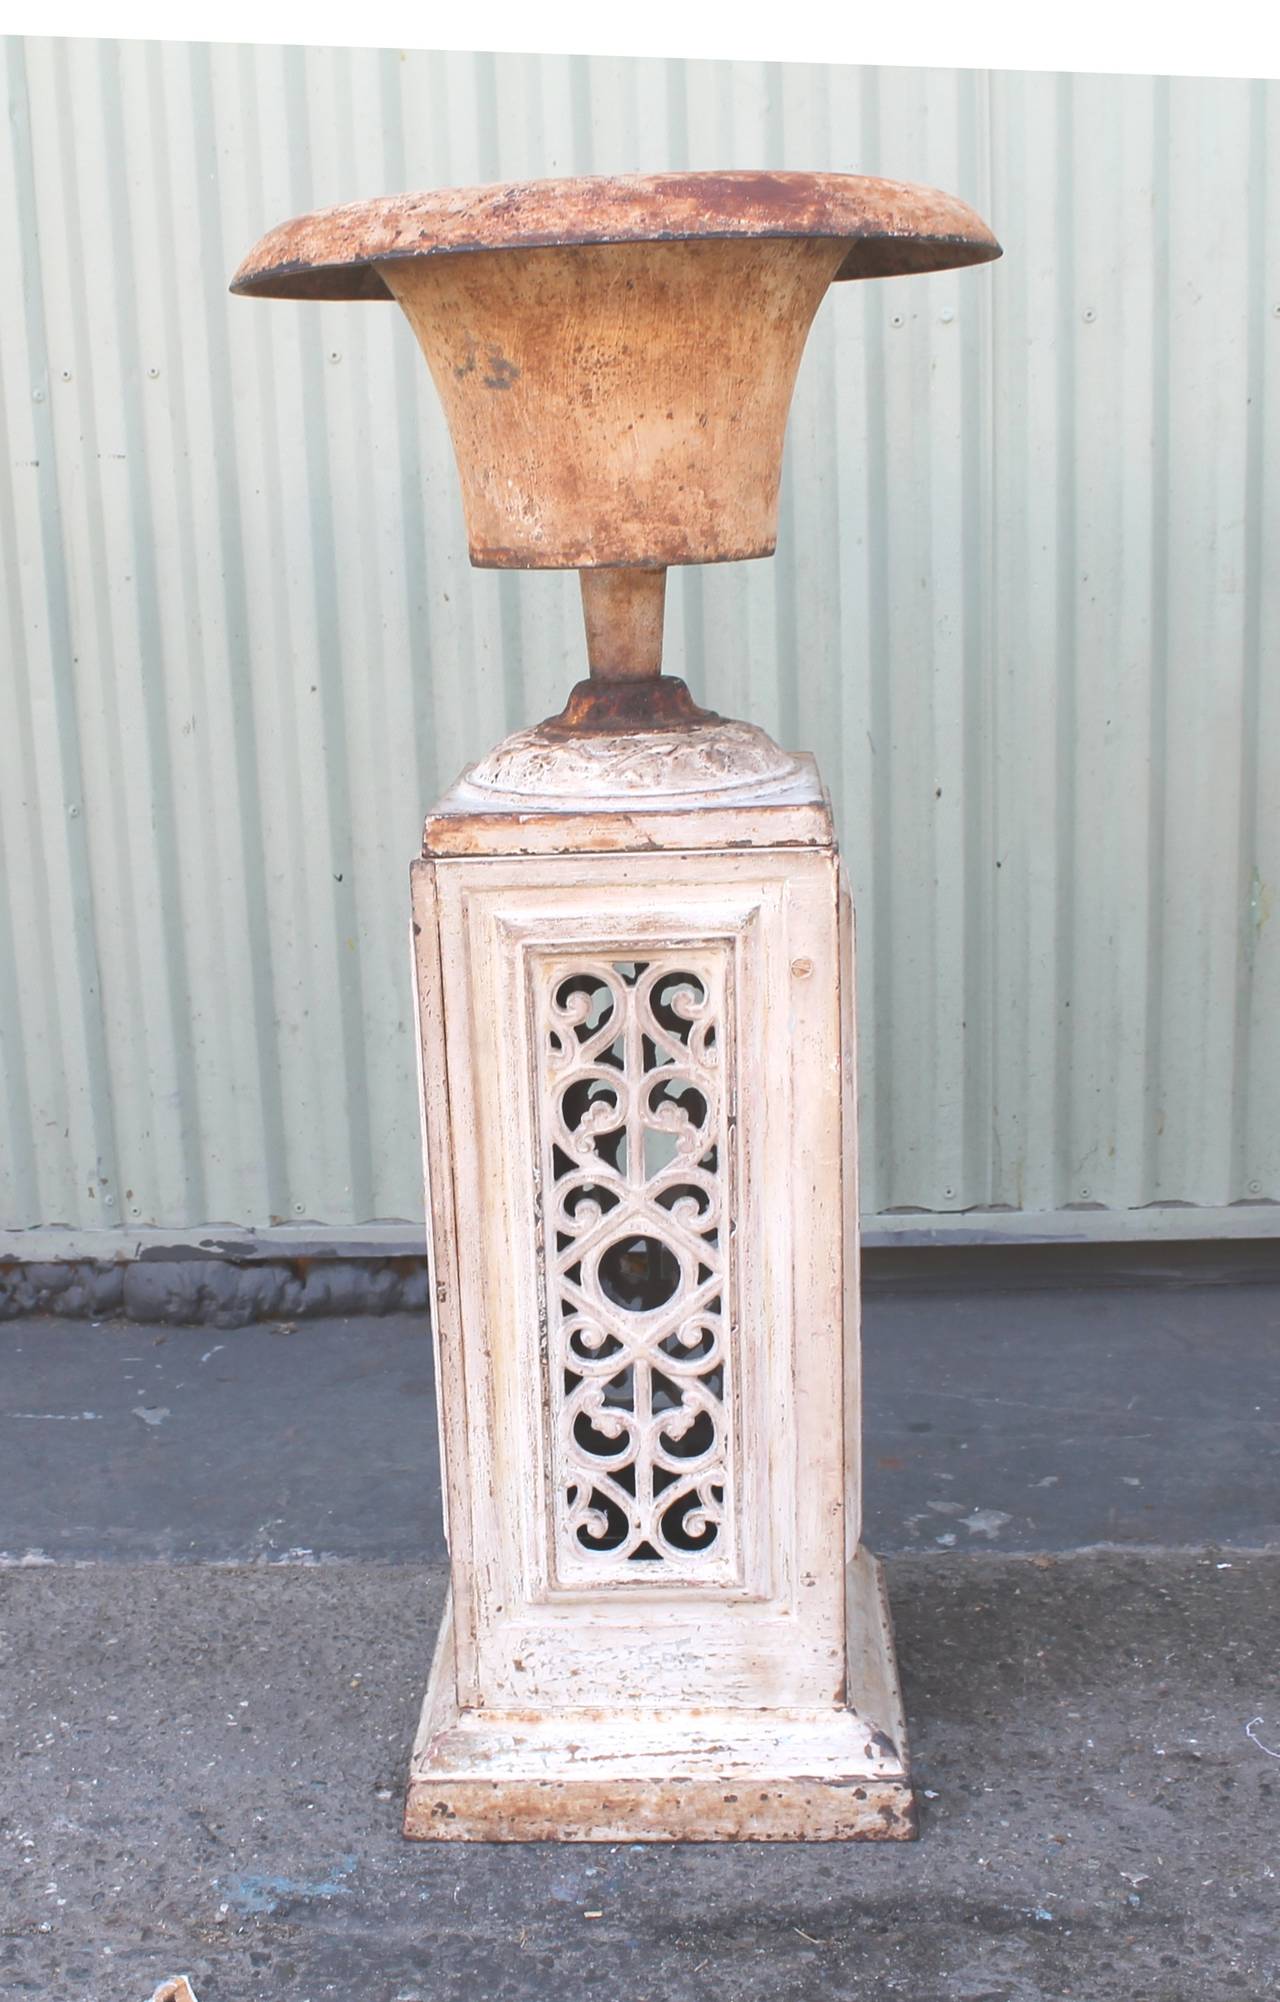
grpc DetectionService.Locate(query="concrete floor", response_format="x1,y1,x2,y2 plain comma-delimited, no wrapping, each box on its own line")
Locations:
2,1249,1278,1999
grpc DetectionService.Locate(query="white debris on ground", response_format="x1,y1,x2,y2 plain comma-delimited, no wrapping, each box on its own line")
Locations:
148,1978,199,2002
963,1509,1013,1539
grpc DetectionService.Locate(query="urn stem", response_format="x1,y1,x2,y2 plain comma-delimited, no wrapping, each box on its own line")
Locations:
579,566,666,682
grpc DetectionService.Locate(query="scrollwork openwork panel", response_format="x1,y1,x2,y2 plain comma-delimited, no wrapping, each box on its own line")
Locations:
532,949,737,1585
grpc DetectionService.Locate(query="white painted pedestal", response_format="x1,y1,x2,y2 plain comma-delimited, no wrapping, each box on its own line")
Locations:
406,719,913,1842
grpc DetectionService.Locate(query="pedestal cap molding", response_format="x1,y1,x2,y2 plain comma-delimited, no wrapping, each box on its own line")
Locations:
466,715,802,799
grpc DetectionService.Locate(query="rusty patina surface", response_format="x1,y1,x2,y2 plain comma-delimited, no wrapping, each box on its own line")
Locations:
579,567,667,681
378,235,850,571
541,674,719,737
229,168,1000,300
402,1773,917,1842
230,170,1001,605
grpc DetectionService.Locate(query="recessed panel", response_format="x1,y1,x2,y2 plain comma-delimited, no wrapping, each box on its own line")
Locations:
532,949,739,1588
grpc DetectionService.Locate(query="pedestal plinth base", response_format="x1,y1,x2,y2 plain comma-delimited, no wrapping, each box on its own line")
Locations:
404,1551,914,1843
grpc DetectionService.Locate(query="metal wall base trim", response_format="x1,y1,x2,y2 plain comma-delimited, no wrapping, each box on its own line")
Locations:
4,1201,1277,1270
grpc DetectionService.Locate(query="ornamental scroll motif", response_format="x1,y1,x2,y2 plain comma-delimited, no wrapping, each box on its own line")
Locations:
533,951,735,1584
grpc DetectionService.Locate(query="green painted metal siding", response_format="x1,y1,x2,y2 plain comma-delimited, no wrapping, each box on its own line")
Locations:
1,38,1277,1235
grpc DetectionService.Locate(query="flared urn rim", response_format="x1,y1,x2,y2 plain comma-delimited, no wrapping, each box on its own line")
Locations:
229,168,1001,301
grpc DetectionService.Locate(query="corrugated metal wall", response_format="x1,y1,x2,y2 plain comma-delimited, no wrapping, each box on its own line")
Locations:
2,38,1277,1236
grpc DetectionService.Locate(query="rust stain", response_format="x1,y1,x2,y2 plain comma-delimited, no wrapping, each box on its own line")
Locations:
229,169,1000,300
402,1773,918,1841
540,674,719,738
579,567,667,681
374,234,849,571
231,170,1001,626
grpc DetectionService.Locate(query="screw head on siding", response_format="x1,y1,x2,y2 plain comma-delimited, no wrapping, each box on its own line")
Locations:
1082,307,1096,323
